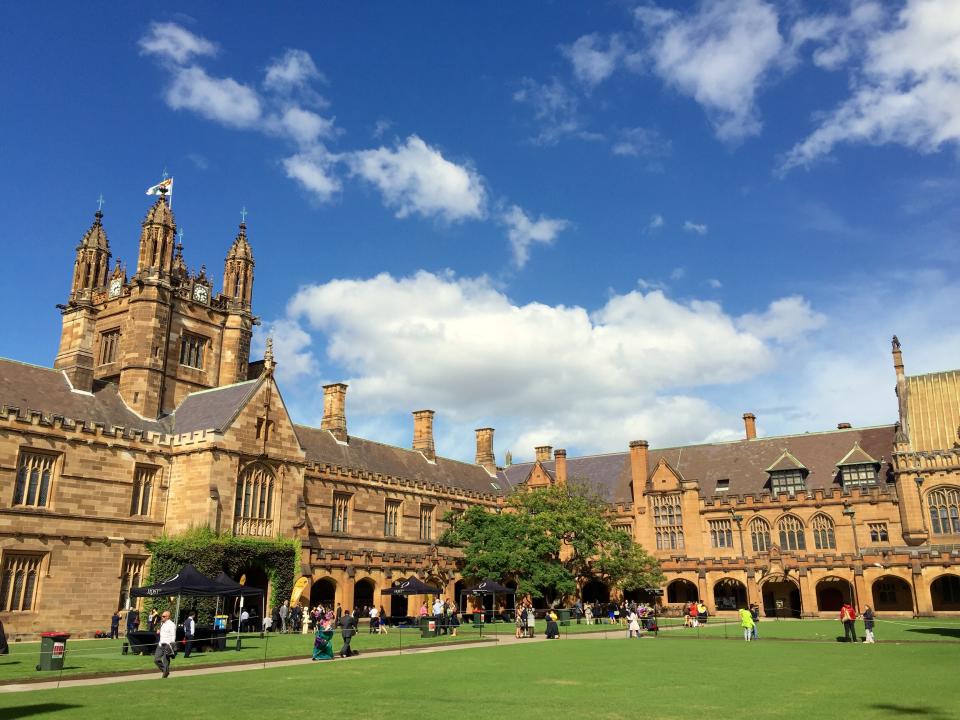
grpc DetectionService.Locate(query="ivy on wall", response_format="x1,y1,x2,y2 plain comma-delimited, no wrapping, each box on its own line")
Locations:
145,527,300,622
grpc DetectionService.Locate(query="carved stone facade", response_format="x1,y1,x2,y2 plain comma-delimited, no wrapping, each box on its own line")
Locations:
1,196,958,640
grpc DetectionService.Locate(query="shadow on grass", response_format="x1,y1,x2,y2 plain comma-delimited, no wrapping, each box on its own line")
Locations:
869,703,952,719
0,704,82,719
906,627,960,640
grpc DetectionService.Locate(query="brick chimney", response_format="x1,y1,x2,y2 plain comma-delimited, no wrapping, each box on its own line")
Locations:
535,445,553,463
475,427,496,474
321,383,348,442
413,410,436,462
629,440,649,505
837,422,852,429
743,412,757,440
554,449,567,485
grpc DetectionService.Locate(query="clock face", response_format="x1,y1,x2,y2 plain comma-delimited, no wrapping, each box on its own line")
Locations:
109,278,122,298
193,284,209,303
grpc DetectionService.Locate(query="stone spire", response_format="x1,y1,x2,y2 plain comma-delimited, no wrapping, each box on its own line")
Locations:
70,206,111,300
263,336,275,375
223,214,255,309
136,193,176,278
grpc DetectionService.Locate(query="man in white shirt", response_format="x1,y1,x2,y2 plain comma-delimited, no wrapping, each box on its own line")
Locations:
154,610,177,678
182,611,196,658
240,609,249,632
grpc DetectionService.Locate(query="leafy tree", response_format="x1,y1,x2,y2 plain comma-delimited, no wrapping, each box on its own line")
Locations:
441,482,663,604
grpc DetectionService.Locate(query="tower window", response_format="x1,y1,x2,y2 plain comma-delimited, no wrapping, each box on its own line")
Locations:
419,505,434,541
13,451,57,508
179,333,207,369
99,329,121,365
130,466,155,516
331,493,350,533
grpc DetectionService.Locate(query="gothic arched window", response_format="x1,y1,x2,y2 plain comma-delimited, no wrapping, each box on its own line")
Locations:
811,514,836,550
928,487,960,535
750,517,772,552
778,515,806,551
234,463,275,536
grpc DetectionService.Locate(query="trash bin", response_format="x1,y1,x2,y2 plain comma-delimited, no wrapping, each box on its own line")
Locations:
558,609,571,626
420,618,437,639
37,632,70,671
473,612,483,628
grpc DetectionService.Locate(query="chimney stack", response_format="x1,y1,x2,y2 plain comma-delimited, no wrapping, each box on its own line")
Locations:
475,427,496,474
554,449,567,485
743,412,757,440
413,410,436,462
892,335,904,379
535,445,553,463
321,383,348,442
629,440,649,505
837,422,852,429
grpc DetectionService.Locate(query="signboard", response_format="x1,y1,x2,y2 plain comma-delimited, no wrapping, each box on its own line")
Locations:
52,642,65,659
775,600,784,609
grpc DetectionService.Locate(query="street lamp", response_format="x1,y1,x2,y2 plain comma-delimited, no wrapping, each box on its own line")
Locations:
729,510,745,561
915,476,928,534
842,503,861,609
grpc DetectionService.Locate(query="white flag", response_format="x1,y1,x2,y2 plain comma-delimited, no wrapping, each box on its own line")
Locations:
145,178,173,196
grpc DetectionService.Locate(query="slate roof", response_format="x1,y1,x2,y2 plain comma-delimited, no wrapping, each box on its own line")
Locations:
295,424,511,497
168,379,261,434
502,424,897,503
836,442,879,467
0,358,164,433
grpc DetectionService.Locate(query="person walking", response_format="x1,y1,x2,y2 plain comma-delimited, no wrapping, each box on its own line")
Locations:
154,610,177,678
840,602,858,643
863,605,876,644
449,607,460,637
739,606,754,642
627,609,641,638
339,609,357,657
182,611,196,659
312,611,335,661
110,609,121,640
125,607,139,636
378,605,389,635
749,603,760,640
278,600,290,633
688,601,699,628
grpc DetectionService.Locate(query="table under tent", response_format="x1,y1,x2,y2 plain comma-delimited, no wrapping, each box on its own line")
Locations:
459,579,517,624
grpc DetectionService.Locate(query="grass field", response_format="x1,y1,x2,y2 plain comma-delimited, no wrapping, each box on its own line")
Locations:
0,620,618,682
1,635,957,720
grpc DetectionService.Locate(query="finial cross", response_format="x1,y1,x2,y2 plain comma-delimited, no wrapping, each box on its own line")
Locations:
240,206,248,223
178,229,184,245
97,193,105,211
162,166,169,181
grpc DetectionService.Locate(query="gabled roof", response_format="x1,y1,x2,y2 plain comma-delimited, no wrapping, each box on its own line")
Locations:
296,425,513,497
765,449,808,474
836,441,879,467
168,378,261,434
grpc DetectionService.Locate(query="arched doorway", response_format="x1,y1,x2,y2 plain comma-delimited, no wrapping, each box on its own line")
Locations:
581,579,610,604
310,576,337,610
354,578,375,613
667,579,698,604
713,578,747,610
453,580,466,611
237,566,270,623
931,575,960,611
761,578,801,618
872,576,913,612
816,576,853,612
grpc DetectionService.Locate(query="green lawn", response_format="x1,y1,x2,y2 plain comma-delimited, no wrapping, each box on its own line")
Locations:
1,636,957,719
657,616,960,643
0,621,620,683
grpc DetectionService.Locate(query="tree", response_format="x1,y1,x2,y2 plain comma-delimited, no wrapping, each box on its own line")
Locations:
441,482,663,604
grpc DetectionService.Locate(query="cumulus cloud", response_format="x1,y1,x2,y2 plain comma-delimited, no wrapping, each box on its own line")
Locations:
647,214,665,232
264,49,325,92
139,21,218,64
611,126,672,163
781,0,960,171
282,148,342,202
707,278,723,289
347,135,487,222
562,33,625,87
165,66,262,128
683,220,708,234
513,77,599,145
500,205,570,268
254,318,318,384
634,0,785,141
737,295,826,343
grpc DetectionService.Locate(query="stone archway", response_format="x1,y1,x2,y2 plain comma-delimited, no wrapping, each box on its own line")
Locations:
310,576,337,610
872,575,913,612
761,577,801,618
931,574,960,611
354,577,376,613
667,579,698,603
816,576,853,612
581,579,610,604
713,578,747,610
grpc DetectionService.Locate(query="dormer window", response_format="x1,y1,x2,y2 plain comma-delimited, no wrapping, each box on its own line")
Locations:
836,442,880,488
770,470,806,495
715,479,730,493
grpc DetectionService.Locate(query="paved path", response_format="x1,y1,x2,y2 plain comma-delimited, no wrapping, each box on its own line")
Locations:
0,627,636,694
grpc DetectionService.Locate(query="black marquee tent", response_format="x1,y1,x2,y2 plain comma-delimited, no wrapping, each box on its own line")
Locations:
380,577,442,597
131,564,229,598
459,579,517,620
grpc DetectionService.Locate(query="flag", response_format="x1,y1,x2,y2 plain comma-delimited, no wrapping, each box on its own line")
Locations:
145,178,173,196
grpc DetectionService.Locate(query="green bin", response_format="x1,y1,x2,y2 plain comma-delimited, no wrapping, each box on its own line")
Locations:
558,608,571,626
420,617,437,639
473,612,483,628
37,632,70,671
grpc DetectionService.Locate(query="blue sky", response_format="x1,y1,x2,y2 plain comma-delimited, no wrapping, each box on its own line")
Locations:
1,1,959,463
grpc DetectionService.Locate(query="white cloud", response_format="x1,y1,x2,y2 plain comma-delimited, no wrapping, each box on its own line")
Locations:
787,1,883,71
562,33,625,87
264,49,324,92
500,205,570,268
634,0,785,141
139,21,217,64
707,278,723,289
372,119,393,139
165,66,262,129
254,318,318,383
737,295,826,343
647,214,665,231
271,106,337,146
611,126,672,161
669,267,686,280
683,220,708,234
513,77,599,145
782,0,960,170
283,148,342,202
347,135,487,222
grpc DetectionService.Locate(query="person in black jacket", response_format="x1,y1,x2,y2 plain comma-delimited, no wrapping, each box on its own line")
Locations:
339,610,357,657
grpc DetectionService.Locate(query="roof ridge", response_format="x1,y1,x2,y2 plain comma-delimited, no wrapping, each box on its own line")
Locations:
906,368,960,381
0,357,60,373
176,378,259,400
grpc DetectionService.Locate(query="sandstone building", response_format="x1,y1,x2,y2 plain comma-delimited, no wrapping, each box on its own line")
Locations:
1,195,958,637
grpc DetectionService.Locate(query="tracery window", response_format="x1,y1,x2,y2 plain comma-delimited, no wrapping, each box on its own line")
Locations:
869,523,889,543
420,505,434,541
331,493,350,533
118,557,145,610
384,500,401,537
233,464,274,536
928,487,960,535
811,514,836,550
99,329,121,365
750,517,772,552
778,515,806,551
652,494,684,550
179,333,207,369
0,553,43,611
130,466,155,516
709,519,734,549
13,451,56,508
